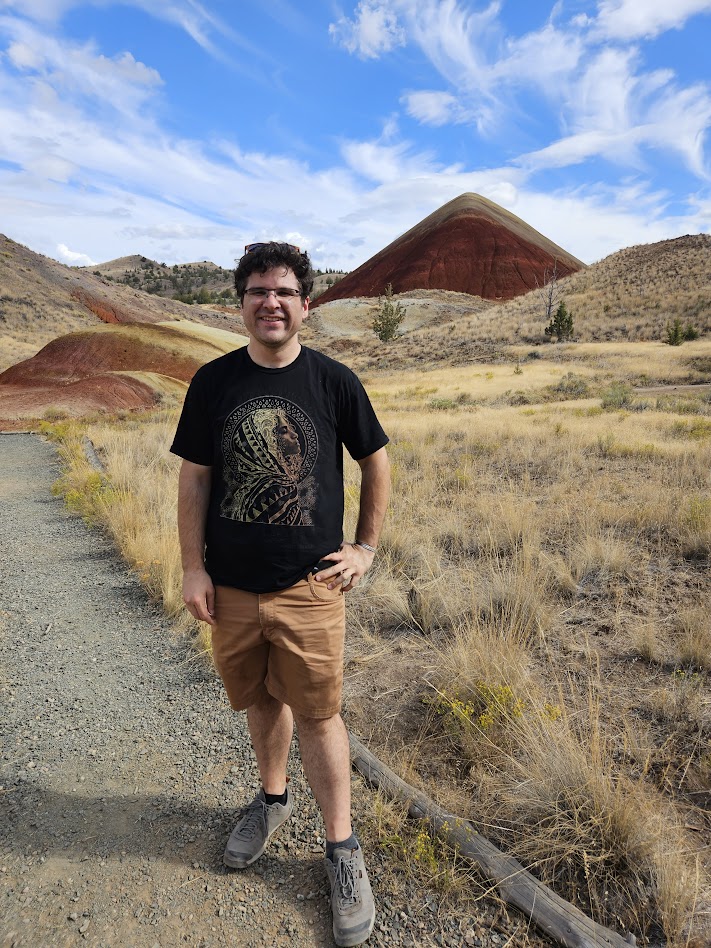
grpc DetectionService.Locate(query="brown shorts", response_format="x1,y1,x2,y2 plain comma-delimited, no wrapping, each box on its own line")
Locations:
211,575,346,719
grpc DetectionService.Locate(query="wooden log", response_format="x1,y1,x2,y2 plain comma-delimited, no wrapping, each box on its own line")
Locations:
349,733,637,948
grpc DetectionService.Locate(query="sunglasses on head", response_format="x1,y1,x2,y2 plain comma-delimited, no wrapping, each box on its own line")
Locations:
244,241,301,255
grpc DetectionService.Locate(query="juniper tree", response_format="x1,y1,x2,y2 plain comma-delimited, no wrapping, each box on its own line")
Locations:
545,301,574,342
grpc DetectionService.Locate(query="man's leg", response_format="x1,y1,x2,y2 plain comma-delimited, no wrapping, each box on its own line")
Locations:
223,690,294,869
293,711,352,841
247,690,294,794
295,711,375,948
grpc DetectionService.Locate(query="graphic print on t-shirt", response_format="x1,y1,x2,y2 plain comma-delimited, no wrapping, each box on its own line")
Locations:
220,396,318,525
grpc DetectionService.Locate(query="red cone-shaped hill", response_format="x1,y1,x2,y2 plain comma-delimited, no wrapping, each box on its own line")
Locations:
312,193,585,306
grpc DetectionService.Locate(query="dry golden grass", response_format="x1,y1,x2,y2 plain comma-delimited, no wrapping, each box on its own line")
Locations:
45,340,711,945
340,366,710,943
0,313,96,374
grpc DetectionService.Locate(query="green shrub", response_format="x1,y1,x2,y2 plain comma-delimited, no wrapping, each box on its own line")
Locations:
553,372,589,398
372,283,406,342
545,301,574,342
665,319,699,345
600,382,634,409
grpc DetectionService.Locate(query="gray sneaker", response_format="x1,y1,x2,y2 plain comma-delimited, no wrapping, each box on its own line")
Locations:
325,845,376,947
223,788,293,869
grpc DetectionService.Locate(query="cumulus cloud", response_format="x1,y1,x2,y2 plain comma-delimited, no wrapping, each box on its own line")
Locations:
594,0,711,41
329,2,406,59
56,242,95,266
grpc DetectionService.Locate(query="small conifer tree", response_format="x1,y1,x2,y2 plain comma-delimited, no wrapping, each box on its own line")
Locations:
665,318,684,346
666,318,700,344
545,301,574,342
372,283,406,342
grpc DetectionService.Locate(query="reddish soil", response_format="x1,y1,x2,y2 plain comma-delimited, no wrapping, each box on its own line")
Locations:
313,193,585,307
0,322,229,423
70,287,130,324
0,324,204,387
0,373,158,423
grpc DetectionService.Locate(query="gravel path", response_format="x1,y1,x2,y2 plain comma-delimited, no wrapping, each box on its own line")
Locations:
0,433,546,948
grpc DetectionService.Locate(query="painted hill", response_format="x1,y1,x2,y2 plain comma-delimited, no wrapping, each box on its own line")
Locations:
309,234,711,373
0,321,246,422
311,193,585,307
0,235,244,373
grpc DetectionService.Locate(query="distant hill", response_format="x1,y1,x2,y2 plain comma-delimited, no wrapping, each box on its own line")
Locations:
85,256,237,305
312,193,585,307
86,255,347,303
1,228,709,421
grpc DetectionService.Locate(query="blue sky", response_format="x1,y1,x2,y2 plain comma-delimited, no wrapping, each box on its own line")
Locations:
0,0,710,272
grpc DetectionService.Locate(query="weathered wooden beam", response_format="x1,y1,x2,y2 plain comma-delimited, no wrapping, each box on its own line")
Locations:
349,733,637,948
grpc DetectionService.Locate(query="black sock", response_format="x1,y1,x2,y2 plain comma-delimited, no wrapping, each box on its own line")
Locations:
263,789,288,806
326,833,359,861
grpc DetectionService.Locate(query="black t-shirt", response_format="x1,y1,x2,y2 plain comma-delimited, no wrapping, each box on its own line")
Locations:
170,345,388,593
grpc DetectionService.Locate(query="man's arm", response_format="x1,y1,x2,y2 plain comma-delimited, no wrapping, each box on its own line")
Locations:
177,459,216,625
316,445,390,591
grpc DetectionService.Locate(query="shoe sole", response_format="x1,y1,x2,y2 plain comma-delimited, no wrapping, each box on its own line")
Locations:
333,915,375,948
223,841,268,869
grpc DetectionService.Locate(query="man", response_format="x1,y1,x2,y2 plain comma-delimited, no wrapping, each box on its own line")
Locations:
170,241,390,947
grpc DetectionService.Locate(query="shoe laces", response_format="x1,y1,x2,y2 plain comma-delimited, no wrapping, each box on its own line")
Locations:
332,851,359,908
235,798,266,841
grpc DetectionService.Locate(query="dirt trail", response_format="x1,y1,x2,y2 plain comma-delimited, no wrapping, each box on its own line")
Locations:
0,433,550,948
0,434,338,948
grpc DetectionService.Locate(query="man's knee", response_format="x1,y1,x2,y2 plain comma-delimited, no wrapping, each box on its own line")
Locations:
293,710,342,734
248,689,284,712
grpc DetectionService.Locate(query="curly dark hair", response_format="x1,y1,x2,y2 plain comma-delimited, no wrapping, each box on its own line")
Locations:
234,243,314,302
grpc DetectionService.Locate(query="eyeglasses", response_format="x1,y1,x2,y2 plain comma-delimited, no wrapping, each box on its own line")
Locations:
244,287,302,300
244,242,301,255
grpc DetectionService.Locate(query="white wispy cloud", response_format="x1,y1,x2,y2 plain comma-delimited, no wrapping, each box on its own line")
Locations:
402,90,463,126
522,44,711,180
594,0,711,41
0,0,238,57
2,16,163,119
329,1,406,59
334,0,711,189
1,0,709,277
340,137,441,183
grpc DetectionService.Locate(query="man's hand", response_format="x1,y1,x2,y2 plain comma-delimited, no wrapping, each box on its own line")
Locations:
313,543,375,592
183,567,216,625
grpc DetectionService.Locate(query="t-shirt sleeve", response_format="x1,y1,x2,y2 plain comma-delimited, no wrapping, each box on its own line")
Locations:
336,370,389,461
169,371,214,466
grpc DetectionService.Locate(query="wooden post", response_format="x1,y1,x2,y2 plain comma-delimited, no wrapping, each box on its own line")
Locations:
349,733,637,948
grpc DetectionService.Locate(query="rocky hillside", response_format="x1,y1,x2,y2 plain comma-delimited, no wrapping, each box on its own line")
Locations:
85,255,346,303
